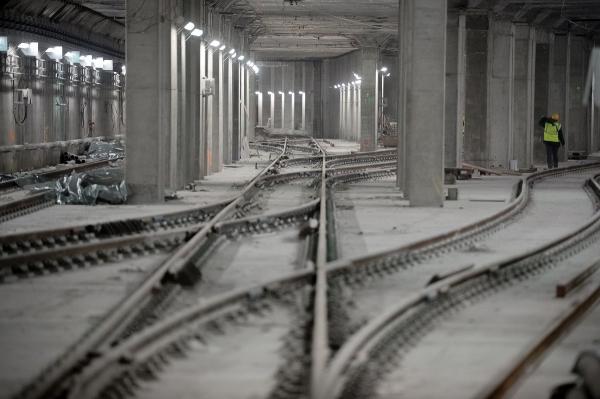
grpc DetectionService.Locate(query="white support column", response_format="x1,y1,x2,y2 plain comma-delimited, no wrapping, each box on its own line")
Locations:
300,91,306,131
360,48,379,151
256,92,263,127
289,92,295,130
280,91,285,129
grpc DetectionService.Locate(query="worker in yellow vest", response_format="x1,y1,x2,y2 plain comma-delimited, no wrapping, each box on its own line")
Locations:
538,113,565,169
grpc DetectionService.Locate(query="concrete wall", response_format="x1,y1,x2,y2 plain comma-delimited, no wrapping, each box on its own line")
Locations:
0,30,124,172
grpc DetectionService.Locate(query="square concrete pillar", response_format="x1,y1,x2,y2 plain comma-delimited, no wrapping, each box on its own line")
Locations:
225,57,233,164
126,0,176,203
486,19,514,169
200,42,208,178
512,24,536,169
401,0,447,207
360,47,379,151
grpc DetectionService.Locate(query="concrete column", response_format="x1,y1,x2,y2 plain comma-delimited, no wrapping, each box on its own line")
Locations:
216,50,224,171
355,84,361,141
280,91,285,129
199,42,208,177
402,0,447,207
360,47,379,151
548,34,568,161
462,14,489,166
206,49,214,173
186,25,200,180
568,35,590,154
126,0,176,203
512,25,536,169
533,32,550,164
225,56,233,164
445,12,465,168
232,60,240,161
248,69,256,138
486,19,514,169
290,92,295,130
170,33,185,190
256,93,263,127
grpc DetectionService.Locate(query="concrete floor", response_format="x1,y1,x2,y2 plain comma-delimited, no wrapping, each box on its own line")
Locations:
0,142,597,399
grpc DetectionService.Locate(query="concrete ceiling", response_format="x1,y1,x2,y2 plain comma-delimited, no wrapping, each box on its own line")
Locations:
2,0,600,60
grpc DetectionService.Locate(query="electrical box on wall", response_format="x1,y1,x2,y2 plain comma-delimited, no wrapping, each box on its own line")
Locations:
201,77,215,96
15,89,32,104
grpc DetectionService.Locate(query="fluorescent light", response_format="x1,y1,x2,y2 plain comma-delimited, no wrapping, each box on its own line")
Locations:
93,57,104,69
380,66,388,72
238,55,245,61
64,51,80,65
386,73,391,77
299,91,304,94
121,65,126,75
209,40,220,47
18,42,29,49
268,91,274,95
191,29,203,37
246,60,252,66
80,55,93,67
229,48,235,54
219,45,226,51
184,22,195,31
288,91,293,95
278,91,284,95
353,72,360,80
253,66,259,73
103,59,113,71
255,91,261,95
45,46,63,60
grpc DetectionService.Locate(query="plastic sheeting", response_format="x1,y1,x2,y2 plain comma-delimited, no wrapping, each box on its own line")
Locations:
24,166,127,205
84,140,125,160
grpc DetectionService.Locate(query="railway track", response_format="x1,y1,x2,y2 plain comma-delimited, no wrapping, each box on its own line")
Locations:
316,170,600,399
10,141,598,399
0,157,393,284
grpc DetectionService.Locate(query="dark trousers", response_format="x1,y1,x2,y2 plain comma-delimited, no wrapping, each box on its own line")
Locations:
545,141,560,168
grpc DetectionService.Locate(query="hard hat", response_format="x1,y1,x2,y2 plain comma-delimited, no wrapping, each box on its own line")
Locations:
551,113,560,121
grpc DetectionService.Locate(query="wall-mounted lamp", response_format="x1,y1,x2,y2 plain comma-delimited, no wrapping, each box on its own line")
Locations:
238,55,245,61
219,45,226,51
380,66,388,73
267,91,274,95
45,46,63,60
252,65,259,73
209,40,220,47
299,91,305,95
184,22,195,31
255,91,261,95
229,49,236,55
191,29,203,37
121,65,126,75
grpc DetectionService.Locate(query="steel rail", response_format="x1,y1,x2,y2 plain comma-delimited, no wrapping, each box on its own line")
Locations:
316,170,600,399
50,163,597,399
0,191,55,223
310,138,332,397
0,198,231,256
0,154,393,282
16,140,290,399
476,279,600,399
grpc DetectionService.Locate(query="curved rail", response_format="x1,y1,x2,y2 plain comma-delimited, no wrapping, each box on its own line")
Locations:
316,167,600,399
52,165,600,398
17,140,291,399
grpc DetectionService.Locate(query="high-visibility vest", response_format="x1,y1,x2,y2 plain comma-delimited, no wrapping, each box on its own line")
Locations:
544,122,561,142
